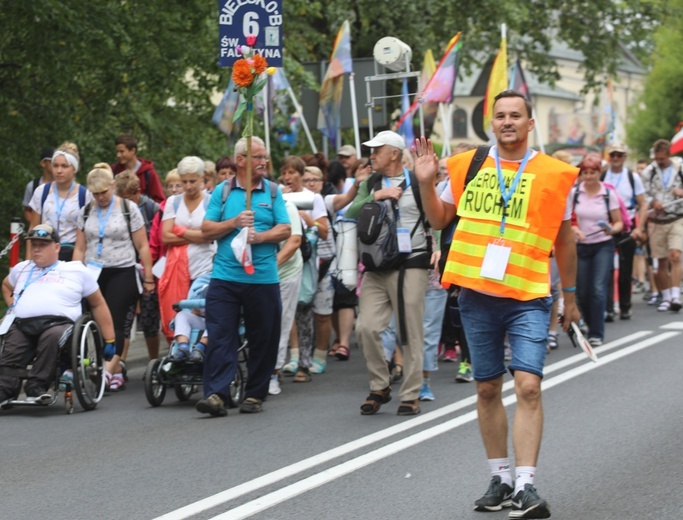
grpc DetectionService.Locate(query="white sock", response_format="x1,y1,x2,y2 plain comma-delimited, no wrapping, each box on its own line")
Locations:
514,466,536,495
672,287,681,301
662,288,672,301
488,458,513,487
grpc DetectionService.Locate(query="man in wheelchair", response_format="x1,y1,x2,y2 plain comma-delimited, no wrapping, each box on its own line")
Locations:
0,224,115,407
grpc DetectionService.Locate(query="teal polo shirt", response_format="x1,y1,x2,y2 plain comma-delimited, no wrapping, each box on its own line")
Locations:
205,178,290,284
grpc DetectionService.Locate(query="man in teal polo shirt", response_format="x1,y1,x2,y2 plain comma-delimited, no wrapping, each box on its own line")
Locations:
199,136,291,417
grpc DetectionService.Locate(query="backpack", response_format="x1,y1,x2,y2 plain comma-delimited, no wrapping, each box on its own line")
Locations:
600,168,636,208
40,182,87,214
573,184,633,233
299,221,314,263
356,170,430,272
438,145,491,277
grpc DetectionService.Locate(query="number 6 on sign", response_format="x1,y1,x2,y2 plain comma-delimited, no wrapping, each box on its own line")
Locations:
243,12,259,37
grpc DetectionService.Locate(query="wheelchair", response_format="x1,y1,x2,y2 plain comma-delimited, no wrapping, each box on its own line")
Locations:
143,298,247,408
0,314,106,414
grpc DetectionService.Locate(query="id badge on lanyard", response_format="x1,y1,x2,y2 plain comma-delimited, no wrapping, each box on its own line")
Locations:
87,260,103,280
480,238,512,280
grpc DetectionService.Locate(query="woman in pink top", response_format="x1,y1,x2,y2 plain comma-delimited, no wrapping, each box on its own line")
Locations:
571,155,623,346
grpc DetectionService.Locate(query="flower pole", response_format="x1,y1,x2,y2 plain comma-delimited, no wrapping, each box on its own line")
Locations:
231,36,276,210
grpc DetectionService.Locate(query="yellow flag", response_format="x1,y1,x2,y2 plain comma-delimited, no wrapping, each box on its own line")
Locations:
483,35,508,130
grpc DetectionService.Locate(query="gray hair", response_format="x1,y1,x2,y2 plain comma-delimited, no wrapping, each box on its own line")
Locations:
177,156,205,176
234,136,266,160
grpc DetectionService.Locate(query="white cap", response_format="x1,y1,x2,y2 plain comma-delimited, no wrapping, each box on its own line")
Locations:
362,130,406,151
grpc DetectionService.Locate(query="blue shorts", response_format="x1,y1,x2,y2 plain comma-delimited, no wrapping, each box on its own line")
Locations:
458,288,552,381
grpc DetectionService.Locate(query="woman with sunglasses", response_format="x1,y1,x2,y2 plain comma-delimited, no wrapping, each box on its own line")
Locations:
73,164,154,391
28,142,92,260
571,154,624,347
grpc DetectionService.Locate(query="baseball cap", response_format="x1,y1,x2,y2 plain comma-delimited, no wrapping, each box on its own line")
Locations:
337,145,357,157
608,143,627,155
362,131,406,151
27,223,60,243
40,148,55,161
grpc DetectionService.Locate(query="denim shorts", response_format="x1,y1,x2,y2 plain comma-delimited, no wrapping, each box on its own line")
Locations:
458,288,552,381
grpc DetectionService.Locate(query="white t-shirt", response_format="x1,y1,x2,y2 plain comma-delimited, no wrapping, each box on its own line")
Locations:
603,168,645,216
278,201,303,282
9,260,99,321
162,193,216,279
77,198,145,268
439,148,573,221
29,183,93,244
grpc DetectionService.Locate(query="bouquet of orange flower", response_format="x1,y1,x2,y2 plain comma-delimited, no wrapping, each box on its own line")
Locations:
232,35,276,138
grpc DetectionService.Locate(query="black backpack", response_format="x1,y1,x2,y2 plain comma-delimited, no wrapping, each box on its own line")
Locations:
357,171,430,272
438,146,491,277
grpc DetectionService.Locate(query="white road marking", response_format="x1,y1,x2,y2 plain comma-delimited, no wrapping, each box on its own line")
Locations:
153,329,670,520
660,321,683,330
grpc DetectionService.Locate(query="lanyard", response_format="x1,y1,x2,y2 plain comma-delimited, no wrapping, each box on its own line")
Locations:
53,181,75,235
494,147,531,235
96,195,116,257
661,165,673,189
383,168,411,222
607,169,623,189
15,261,60,306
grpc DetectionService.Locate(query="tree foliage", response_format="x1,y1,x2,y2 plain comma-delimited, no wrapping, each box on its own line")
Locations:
627,1,683,156
0,0,666,244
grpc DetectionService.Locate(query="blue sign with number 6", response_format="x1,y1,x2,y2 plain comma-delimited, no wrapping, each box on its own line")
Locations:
217,0,283,67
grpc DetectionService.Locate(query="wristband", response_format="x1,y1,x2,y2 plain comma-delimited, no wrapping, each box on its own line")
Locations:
143,280,155,284
104,338,115,343
562,286,576,293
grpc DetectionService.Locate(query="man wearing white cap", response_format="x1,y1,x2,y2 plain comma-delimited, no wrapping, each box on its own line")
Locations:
346,130,430,417
337,145,358,178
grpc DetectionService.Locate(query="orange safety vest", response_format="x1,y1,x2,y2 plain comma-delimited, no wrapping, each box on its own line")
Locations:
441,149,578,300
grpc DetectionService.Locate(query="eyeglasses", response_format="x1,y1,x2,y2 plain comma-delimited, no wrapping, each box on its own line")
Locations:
240,154,270,162
28,229,56,240
609,152,625,158
302,178,322,184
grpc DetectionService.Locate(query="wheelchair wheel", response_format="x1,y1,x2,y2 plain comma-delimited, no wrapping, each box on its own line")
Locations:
174,384,193,402
144,359,166,406
226,364,244,408
70,315,105,411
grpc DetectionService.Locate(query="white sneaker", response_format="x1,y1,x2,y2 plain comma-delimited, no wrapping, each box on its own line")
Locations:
658,300,671,312
268,375,282,395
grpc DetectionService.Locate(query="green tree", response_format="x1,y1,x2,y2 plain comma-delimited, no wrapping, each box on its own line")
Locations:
627,2,683,156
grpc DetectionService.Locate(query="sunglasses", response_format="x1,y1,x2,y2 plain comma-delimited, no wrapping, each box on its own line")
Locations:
610,152,625,158
28,229,57,241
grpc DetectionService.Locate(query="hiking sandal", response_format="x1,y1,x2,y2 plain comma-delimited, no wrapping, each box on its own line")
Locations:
292,367,312,383
397,400,420,416
360,386,392,415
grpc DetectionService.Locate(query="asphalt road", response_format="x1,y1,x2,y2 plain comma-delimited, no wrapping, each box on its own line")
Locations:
2,298,682,520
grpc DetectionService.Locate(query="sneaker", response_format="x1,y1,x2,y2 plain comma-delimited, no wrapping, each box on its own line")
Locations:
455,361,474,383
310,358,326,374
168,347,190,363
25,387,52,404
282,359,298,376
390,364,403,384
268,375,282,395
473,476,513,512
604,312,614,323
59,370,74,391
633,281,645,294
504,343,512,361
189,346,205,363
196,393,227,417
442,349,458,362
648,293,662,306
0,389,12,408
419,383,435,401
509,484,551,518
620,310,632,320
240,396,263,414
658,300,671,312
588,337,602,347
670,298,682,312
